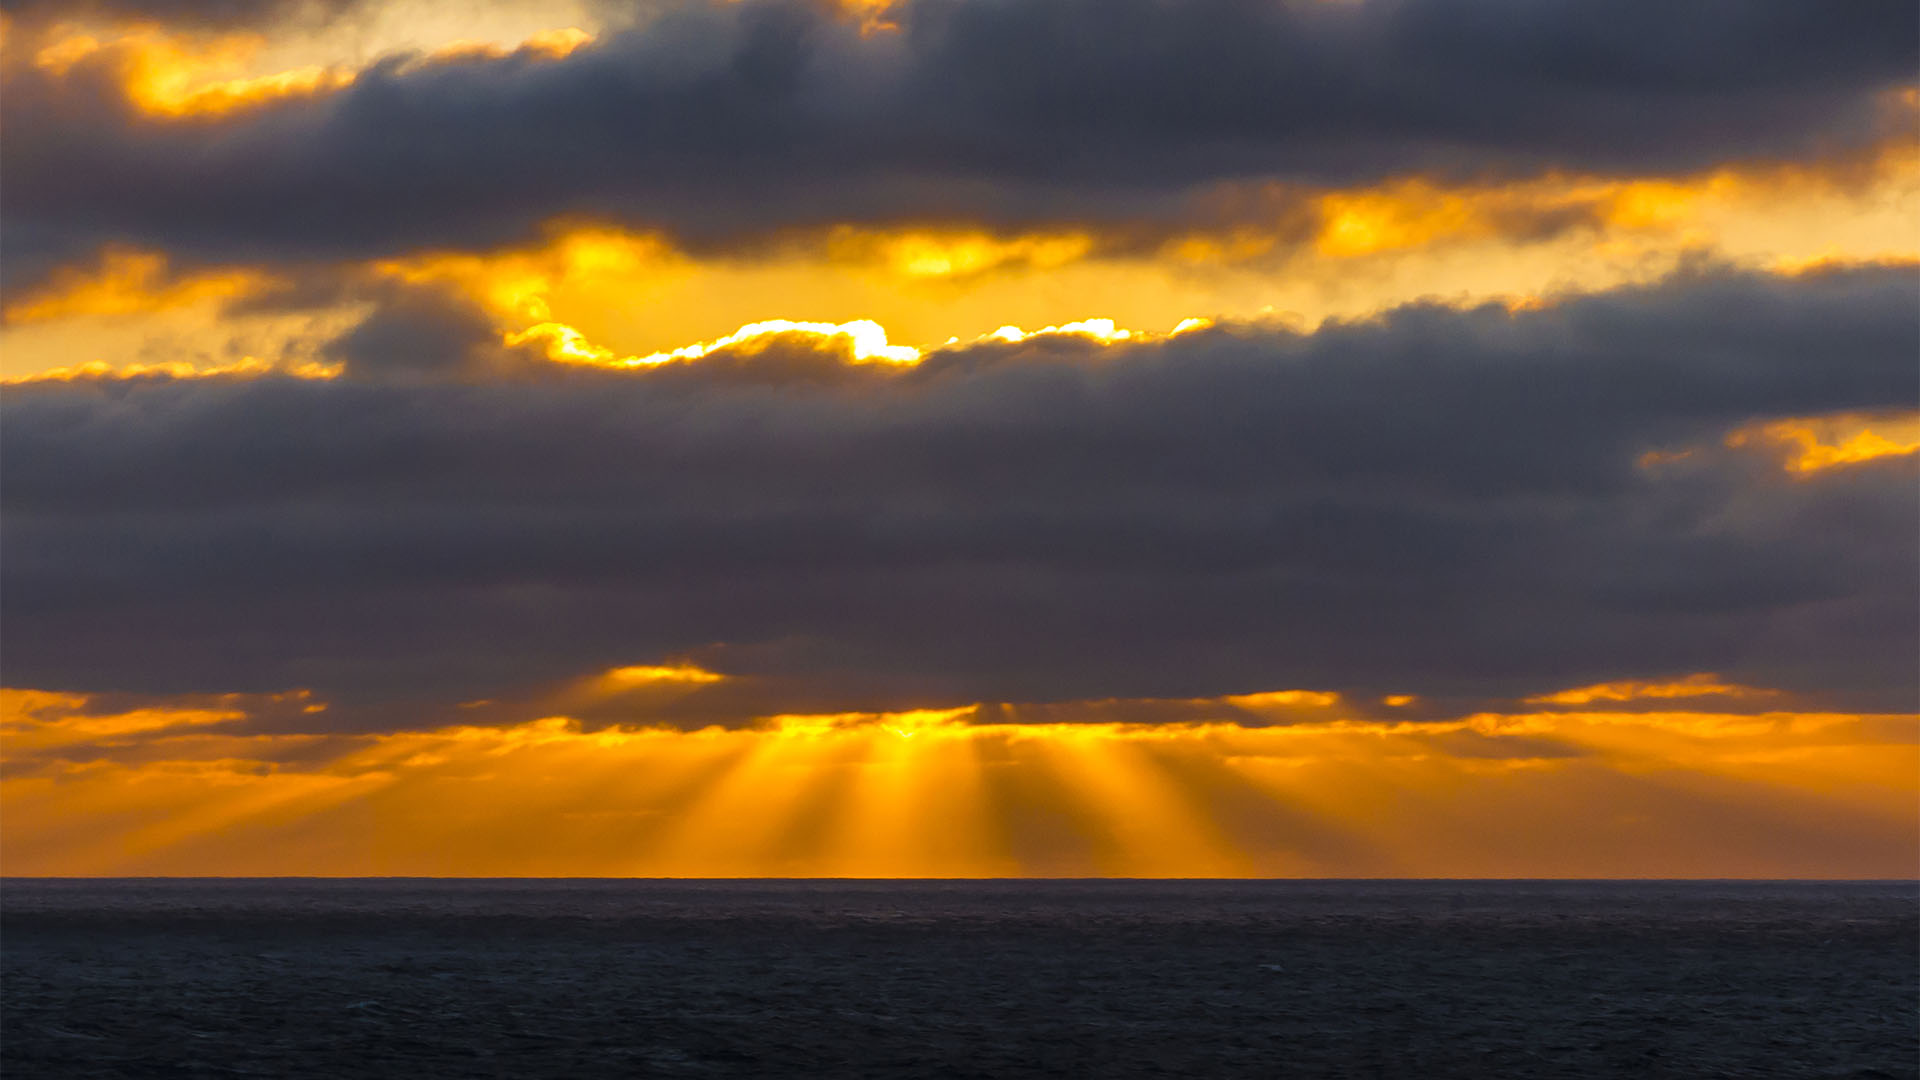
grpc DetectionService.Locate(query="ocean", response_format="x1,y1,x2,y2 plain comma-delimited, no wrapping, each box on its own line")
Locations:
3,879,1914,1078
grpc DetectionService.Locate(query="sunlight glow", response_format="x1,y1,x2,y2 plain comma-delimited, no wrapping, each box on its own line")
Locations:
981,318,1135,345
4,688,1913,877
507,317,922,367
499,311,1213,376
825,227,1094,279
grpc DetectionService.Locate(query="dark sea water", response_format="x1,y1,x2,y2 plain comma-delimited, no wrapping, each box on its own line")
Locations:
3,879,1914,1079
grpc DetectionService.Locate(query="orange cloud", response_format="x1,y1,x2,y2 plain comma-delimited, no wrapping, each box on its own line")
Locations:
0,687,317,751
602,664,726,687
29,23,593,120
1527,673,1781,706
1725,411,1920,475
0,690,244,753
0,357,338,386
1314,180,1511,258
1175,137,1920,269
33,28,350,117
415,27,592,66
3,248,268,324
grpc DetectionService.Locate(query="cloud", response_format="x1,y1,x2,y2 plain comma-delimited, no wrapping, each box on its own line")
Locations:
3,0,1912,284
3,264,1916,720
0,0,368,30
319,281,525,379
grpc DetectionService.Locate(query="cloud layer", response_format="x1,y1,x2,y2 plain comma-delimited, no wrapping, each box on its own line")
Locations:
4,0,1913,284
5,263,1914,727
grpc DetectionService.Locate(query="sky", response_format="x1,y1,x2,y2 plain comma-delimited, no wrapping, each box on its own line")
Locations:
1,0,1916,878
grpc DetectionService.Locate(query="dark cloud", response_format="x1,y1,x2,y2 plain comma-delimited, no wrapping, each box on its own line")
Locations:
320,283,529,380
4,264,1915,727
3,0,1912,283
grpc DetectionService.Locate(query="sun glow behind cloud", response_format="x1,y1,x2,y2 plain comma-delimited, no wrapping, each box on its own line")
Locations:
3,686,1913,878
507,317,922,367
3,141,1914,381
